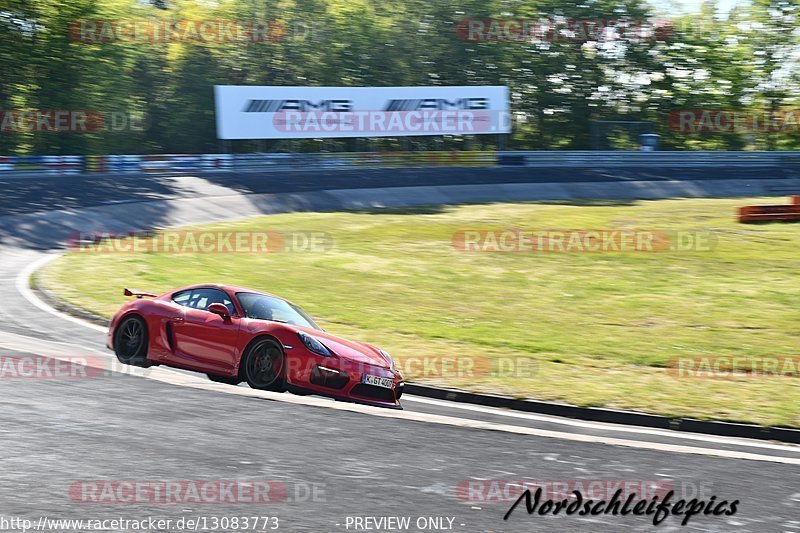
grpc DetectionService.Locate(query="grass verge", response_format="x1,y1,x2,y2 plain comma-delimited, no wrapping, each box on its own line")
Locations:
40,198,800,427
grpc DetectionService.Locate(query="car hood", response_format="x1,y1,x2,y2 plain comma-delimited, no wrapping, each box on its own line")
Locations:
295,326,390,369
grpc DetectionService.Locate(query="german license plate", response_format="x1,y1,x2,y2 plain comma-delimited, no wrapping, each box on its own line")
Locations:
362,374,393,389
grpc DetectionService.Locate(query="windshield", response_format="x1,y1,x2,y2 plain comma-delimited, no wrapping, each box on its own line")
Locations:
236,292,321,330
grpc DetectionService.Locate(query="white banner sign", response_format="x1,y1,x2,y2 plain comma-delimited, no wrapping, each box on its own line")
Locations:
214,85,510,139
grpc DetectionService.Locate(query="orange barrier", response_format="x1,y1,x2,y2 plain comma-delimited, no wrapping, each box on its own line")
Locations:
738,196,800,222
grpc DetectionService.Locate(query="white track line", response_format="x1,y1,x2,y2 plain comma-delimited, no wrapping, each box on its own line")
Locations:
78,351,800,465
402,395,800,453
16,253,107,333
11,252,800,464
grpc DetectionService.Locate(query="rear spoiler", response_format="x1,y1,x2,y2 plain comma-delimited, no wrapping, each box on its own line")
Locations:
124,288,158,299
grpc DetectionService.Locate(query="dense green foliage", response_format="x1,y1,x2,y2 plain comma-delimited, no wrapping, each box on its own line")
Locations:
1,0,798,154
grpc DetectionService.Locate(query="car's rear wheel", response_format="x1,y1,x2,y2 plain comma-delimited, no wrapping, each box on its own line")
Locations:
207,373,241,385
240,337,285,392
114,315,151,367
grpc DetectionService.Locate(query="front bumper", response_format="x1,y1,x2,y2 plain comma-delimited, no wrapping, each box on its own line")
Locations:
293,358,404,408
286,383,405,410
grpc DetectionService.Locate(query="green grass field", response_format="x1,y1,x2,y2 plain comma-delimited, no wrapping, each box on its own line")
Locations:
40,198,800,427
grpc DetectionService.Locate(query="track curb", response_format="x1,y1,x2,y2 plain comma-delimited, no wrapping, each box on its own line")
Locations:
404,384,800,444
30,261,800,445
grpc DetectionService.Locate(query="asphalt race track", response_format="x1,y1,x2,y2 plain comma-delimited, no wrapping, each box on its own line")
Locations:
0,170,798,532
1,164,797,216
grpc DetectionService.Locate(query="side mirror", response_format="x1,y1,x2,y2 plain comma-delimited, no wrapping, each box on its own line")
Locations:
207,303,231,319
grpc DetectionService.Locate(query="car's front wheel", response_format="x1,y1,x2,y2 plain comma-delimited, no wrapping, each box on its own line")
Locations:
240,337,286,392
114,315,151,367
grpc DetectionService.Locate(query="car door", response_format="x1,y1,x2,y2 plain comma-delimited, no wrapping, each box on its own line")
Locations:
171,288,241,374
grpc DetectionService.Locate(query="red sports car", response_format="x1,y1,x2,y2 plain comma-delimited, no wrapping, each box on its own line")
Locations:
107,284,404,408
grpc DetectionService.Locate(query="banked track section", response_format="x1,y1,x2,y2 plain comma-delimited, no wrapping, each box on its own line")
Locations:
0,173,798,532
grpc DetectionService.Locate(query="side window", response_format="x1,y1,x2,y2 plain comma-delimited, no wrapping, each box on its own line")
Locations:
187,288,235,315
172,290,192,306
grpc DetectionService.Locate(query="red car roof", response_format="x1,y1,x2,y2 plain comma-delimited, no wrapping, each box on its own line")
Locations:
171,283,287,302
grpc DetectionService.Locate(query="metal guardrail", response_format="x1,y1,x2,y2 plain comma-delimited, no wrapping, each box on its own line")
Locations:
232,151,497,171
0,155,82,175
499,151,800,167
1,151,800,177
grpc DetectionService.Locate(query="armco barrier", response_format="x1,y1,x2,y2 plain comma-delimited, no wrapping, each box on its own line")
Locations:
202,154,233,172
11,155,48,172
141,154,203,174
498,152,526,166
357,150,496,167
85,155,106,173
233,153,316,170
509,150,800,167
107,154,141,173
2,151,800,177
44,155,82,174
232,151,497,171
140,154,171,174
171,154,202,173
378,151,496,167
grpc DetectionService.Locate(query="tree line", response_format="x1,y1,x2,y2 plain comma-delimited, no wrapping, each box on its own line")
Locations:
0,0,797,155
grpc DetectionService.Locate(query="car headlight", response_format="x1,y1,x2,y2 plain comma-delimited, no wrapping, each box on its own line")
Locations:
379,349,396,371
298,332,332,357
